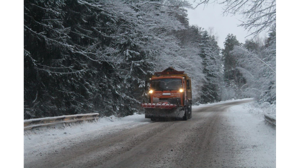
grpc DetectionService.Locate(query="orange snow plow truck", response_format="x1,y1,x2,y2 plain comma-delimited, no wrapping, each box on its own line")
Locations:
142,67,192,121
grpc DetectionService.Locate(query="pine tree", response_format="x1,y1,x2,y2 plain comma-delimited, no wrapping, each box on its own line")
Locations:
221,34,248,99
222,34,246,93
199,31,221,103
24,0,75,118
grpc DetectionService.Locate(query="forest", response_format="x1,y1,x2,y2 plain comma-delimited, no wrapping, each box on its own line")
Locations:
24,0,276,119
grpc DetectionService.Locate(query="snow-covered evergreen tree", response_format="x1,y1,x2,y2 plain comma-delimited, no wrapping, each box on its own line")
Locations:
221,34,246,99
199,31,222,103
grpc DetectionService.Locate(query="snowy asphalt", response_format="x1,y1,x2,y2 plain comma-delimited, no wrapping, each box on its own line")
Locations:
24,99,275,168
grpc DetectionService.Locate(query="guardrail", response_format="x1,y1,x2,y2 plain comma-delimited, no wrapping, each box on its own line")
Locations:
264,114,276,126
24,113,99,130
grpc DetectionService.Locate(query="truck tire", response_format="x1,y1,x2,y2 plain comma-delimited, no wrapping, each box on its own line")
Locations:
189,106,192,119
183,107,188,120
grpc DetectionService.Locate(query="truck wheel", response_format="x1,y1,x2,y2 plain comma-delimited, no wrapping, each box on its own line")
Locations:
183,107,188,120
189,106,192,119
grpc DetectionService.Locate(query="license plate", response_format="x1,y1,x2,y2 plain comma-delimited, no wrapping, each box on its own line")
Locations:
162,93,171,95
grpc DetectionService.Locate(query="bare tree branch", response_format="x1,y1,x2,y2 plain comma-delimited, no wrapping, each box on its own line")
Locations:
193,0,276,36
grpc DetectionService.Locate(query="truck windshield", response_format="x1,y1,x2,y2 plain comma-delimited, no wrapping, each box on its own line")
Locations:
151,78,182,91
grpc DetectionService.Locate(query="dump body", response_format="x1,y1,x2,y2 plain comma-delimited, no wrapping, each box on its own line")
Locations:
142,67,192,120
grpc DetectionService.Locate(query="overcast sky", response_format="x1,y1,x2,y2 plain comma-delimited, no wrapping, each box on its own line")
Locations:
186,2,268,49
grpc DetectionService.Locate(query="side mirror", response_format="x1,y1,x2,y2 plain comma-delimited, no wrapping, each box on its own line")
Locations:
186,80,190,89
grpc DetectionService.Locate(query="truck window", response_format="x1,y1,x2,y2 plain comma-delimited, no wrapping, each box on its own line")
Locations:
151,78,182,91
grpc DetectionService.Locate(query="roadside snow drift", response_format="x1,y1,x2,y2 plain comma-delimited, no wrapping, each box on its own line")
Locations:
24,113,150,162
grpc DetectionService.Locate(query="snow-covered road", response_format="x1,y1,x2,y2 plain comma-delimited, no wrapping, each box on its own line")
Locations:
24,99,275,167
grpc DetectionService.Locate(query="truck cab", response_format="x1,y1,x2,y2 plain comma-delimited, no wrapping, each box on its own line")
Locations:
142,67,192,120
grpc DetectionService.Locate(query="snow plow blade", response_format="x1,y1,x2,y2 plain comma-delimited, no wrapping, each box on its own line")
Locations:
142,103,184,119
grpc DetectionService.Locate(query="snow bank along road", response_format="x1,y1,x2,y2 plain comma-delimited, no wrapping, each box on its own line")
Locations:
24,99,275,168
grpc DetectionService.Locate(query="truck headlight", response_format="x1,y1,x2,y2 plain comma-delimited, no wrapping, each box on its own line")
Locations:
149,89,154,94
179,88,184,93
